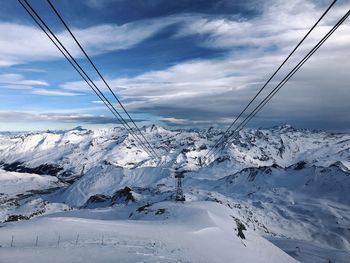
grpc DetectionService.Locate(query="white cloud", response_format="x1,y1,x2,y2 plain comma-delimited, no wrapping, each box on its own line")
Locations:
1,0,348,69
0,111,119,124
91,100,104,104
60,1,350,129
175,0,350,53
161,117,190,125
0,16,181,67
30,89,83,97
2,0,349,129
161,117,233,126
0,73,48,86
0,73,82,97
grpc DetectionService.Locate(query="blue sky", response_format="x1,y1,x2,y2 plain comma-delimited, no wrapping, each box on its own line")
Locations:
0,0,349,131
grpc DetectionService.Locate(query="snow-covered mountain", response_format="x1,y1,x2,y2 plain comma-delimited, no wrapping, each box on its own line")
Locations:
0,125,348,179
0,125,349,263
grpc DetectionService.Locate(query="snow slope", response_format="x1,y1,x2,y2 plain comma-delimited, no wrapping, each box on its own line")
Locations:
0,169,62,196
191,163,350,251
0,201,298,263
60,166,171,207
0,169,66,223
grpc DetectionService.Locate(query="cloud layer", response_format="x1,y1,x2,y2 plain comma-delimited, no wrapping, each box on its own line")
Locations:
0,15,183,67
0,111,144,125
0,73,82,97
1,0,349,131
61,0,350,129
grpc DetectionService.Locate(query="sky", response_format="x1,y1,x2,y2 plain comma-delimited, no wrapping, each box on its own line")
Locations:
0,0,349,131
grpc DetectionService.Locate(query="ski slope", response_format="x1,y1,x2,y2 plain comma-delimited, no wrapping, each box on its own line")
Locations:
0,202,298,263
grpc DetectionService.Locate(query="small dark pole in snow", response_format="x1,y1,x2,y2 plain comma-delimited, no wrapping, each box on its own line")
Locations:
57,235,60,247
80,164,85,176
198,156,202,167
35,235,38,247
175,171,185,202
10,235,14,247
75,234,79,246
101,235,104,245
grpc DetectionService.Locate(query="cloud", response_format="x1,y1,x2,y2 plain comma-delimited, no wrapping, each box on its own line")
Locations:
161,117,189,125
2,0,349,130
174,0,350,52
0,73,82,97
0,15,182,67
161,117,233,126
2,0,348,68
14,68,47,73
0,73,48,86
91,100,104,104
85,0,126,9
0,111,145,125
61,1,350,130
30,89,83,97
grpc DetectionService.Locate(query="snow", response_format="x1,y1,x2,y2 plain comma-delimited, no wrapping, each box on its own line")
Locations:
0,125,349,262
190,164,350,251
0,169,61,196
0,125,349,181
268,238,350,263
60,166,171,206
0,202,297,263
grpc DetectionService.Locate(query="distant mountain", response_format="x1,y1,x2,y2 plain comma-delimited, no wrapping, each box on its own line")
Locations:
0,125,349,181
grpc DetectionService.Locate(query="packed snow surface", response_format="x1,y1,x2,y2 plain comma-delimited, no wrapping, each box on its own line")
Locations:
0,202,298,263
